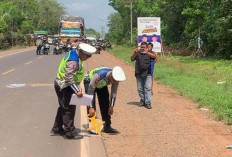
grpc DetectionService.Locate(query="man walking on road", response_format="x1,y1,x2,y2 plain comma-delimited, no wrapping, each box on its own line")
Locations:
131,42,156,109
84,66,126,134
51,43,96,139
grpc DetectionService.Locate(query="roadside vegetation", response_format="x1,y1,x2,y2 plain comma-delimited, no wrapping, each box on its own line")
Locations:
109,45,232,124
106,0,232,59
0,0,65,49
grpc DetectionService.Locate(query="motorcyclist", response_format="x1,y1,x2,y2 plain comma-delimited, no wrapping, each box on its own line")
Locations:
41,39,49,55
53,38,60,55
71,39,78,50
65,38,72,52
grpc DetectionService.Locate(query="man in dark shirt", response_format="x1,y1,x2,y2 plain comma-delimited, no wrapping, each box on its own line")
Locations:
131,42,156,109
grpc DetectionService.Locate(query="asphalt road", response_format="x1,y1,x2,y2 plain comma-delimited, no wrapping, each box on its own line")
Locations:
0,48,106,157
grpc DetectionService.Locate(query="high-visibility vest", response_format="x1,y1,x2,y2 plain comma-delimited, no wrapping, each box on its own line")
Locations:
89,67,112,88
57,50,84,83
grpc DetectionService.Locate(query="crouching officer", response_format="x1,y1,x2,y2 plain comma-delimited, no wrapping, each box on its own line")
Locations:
84,66,126,134
51,43,96,139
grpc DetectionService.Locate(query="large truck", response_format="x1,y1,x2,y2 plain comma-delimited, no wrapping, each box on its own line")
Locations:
59,15,85,43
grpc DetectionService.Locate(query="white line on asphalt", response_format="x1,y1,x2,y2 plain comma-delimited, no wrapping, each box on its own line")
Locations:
80,105,89,157
2,69,15,75
80,82,89,157
38,56,43,59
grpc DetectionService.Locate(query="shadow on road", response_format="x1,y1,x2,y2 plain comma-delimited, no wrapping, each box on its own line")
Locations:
127,102,140,106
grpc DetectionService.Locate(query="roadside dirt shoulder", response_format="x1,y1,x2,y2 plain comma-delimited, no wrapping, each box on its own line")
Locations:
87,51,232,157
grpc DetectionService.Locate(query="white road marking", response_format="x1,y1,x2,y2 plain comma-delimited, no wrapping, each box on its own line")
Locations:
80,82,90,157
6,84,26,88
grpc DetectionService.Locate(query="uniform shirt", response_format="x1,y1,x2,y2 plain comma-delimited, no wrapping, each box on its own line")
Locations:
56,50,83,93
88,72,119,98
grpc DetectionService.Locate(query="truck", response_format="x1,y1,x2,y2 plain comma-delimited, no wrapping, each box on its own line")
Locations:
59,15,85,43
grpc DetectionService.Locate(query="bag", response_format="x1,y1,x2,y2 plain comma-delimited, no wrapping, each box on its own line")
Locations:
137,53,151,77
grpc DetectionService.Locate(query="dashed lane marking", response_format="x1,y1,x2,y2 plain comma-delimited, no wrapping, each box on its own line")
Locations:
25,61,32,65
2,69,15,75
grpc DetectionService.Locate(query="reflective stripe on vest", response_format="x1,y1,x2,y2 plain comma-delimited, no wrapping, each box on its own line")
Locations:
89,67,112,88
57,50,84,83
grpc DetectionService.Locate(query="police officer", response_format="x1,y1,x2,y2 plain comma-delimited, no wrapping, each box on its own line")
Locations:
36,36,42,55
50,43,96,139
84,66,126,134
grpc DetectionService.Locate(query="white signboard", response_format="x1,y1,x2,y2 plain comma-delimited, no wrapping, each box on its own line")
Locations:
137,17,161,52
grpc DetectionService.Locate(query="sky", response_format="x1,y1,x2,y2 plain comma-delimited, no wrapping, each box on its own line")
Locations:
56,0,116,33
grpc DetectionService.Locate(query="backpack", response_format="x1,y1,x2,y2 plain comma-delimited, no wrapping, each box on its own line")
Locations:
137,53,151,77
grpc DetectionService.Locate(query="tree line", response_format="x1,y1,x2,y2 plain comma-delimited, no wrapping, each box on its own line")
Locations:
0,0,65,49
106,0,232,58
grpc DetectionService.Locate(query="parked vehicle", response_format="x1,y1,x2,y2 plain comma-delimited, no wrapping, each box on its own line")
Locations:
95,43,101,54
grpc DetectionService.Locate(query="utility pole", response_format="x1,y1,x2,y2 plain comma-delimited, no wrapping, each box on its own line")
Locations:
125,1,133,44
100,26,105,39
130,0,133,44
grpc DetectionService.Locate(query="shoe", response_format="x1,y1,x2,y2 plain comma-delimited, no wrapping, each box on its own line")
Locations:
50,130,65,136
138,101,144,107
103,126,119,134
63,134,83,139
145,104,152,109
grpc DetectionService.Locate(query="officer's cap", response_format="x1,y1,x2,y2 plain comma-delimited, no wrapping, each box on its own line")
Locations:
112,66,126,81
79,43,96,56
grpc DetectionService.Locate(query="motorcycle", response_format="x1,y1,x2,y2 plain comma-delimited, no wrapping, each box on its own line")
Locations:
95,43,101,54
64,44,71,53
53,43,60,55
59,43,64,54
43,43,50,55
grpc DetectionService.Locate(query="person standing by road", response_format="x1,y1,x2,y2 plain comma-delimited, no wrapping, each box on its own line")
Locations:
50,43,96,139
84,66,126,134
131,42,156,109
148,42,158,95
36,36,42,55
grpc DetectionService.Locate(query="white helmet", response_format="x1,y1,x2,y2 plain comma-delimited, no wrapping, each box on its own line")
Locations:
112,66,126,81
79,43,96,56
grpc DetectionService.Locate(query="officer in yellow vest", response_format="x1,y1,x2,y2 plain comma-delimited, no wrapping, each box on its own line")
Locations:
84,66,126,134
51,43,96,139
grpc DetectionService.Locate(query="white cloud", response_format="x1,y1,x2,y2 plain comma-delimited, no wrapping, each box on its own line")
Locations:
57,0,116,32
67,2,92,12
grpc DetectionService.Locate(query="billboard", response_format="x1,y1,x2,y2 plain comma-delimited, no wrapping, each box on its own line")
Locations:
62,22,82,29
137,17,161,52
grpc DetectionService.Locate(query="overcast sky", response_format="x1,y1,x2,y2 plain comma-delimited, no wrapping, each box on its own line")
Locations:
56,0,116,33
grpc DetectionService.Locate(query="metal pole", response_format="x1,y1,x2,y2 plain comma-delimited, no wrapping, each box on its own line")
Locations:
130,0,133,44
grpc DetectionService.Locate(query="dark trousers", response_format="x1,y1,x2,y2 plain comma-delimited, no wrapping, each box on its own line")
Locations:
52,81,76,136
87,86,111,126
36,45,41,55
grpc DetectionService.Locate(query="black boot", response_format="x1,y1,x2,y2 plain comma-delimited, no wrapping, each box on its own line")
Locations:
103,124,119,134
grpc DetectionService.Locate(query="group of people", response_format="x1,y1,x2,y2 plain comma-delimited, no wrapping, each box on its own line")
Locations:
50,36,157,139
131,41,157,109
36,36,49,55
50,43,126,139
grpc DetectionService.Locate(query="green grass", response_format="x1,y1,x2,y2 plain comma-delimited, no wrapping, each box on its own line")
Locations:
108,45,232,124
